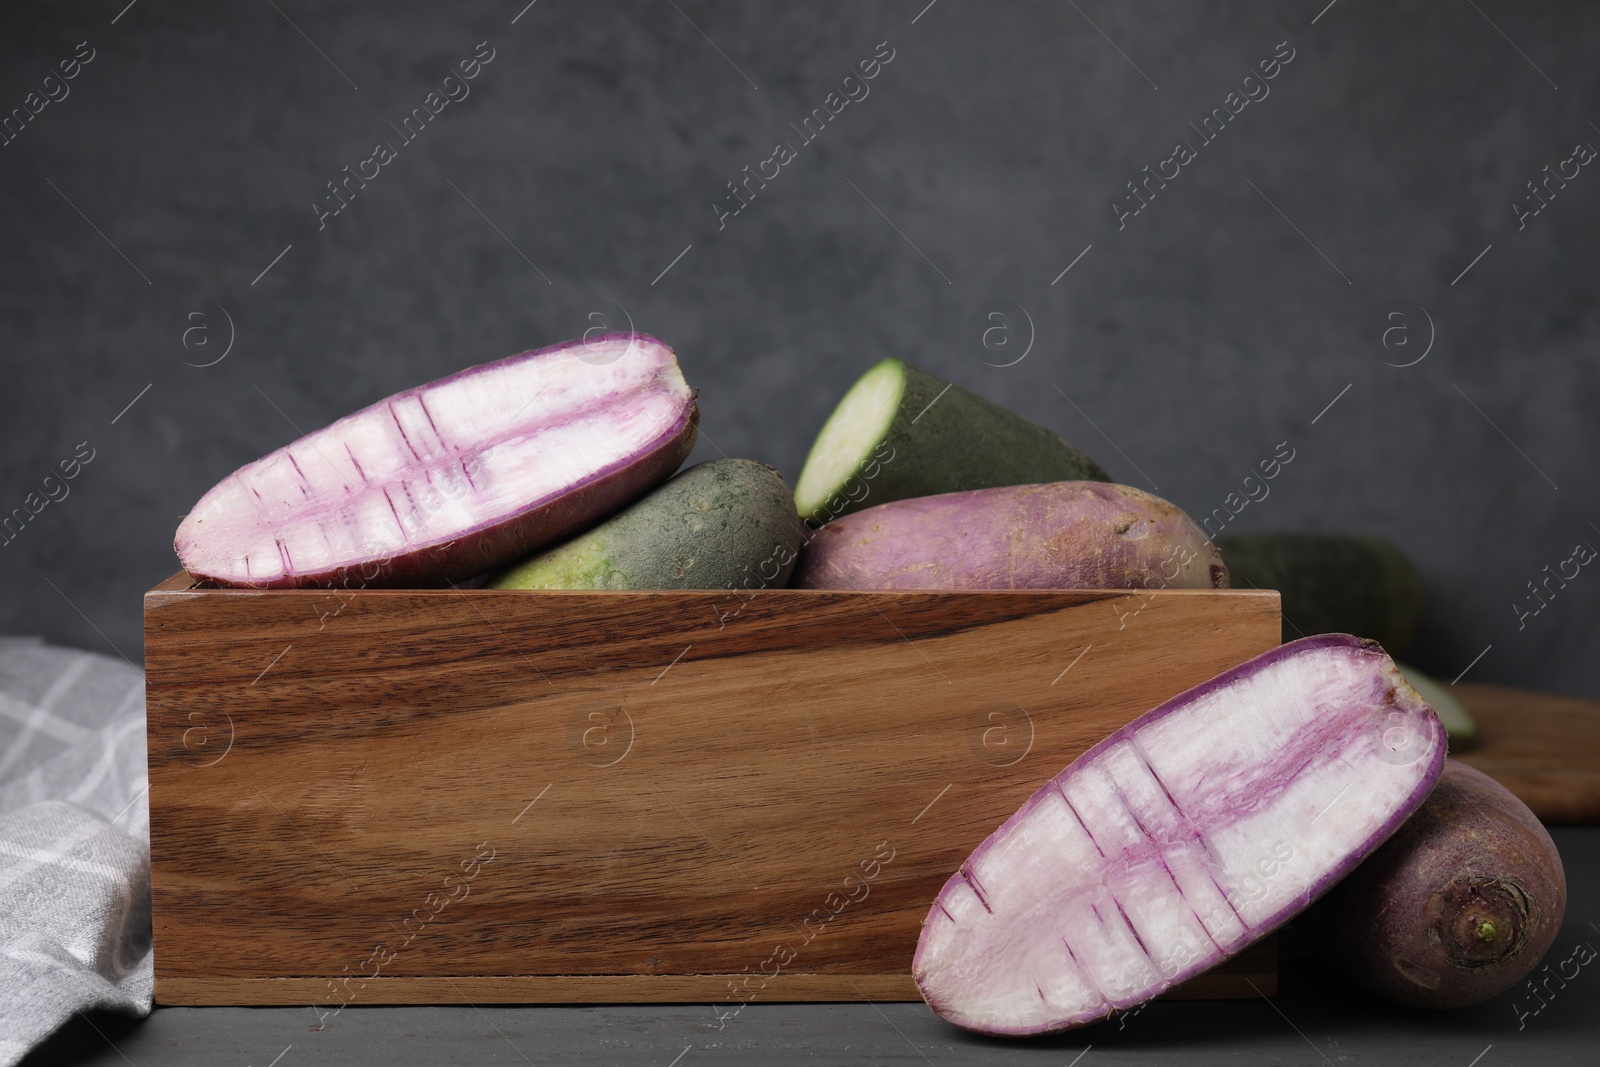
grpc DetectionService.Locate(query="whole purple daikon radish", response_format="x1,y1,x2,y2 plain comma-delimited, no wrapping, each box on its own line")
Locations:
792,482,1227,591
176,333,698,588
913,635,1446,1036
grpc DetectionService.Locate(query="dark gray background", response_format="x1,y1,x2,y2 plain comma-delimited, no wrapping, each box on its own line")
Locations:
5,4,1600,1063
1,1,1596,693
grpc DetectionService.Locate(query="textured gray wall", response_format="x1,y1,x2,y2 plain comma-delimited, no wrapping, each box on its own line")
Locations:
1,1,1596,697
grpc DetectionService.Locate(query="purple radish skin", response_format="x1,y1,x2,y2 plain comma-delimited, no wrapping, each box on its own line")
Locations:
913,634,1446,1036
793,482,1228,591
1297,759,1566,1008
176,333,698,588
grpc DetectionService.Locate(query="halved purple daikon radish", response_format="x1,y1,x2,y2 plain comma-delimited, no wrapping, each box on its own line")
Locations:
913,634,1445,1036
176,333,698,588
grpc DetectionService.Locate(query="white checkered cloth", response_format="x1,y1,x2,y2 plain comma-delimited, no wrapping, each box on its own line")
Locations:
0,637,152,1065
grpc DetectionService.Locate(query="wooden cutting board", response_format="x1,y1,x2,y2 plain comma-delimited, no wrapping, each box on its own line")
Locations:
1452,682,1600,823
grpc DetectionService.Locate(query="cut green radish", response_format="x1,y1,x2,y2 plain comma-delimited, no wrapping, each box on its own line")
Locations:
913,635,1446,1036
1396,662,1477,749
794,359,1108,523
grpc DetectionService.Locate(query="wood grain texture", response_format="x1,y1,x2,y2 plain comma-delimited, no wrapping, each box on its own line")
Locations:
144,572,1280,1006
1454,682,1600,824
153,937,1278,1005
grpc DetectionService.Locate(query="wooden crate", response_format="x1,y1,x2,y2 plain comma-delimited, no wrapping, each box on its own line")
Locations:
143,572,1280,1007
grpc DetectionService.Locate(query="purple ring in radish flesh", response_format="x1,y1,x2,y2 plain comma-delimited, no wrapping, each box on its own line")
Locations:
912,634,1446,1036
175,333,698,588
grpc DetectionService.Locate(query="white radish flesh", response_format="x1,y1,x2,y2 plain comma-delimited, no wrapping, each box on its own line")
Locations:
176,333,698,588
914,634,1446,1035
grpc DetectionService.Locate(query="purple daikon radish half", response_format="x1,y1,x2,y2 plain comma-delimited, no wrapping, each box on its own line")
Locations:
176,333,698,588
913,635,1446,1036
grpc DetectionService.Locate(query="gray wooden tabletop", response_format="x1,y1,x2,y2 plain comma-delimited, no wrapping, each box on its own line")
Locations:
29,827,1599,1067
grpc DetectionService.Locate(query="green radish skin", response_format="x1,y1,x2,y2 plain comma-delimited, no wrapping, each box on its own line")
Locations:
1397,662,1478,749
794,359,1109,523
488,459,803,591
793,481,1228,592
1297,760,1566,1009
1216,532,1424,653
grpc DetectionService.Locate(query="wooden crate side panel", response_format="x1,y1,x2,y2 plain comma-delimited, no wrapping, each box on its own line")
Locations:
146,587,1279,993
154,936,1278,1006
